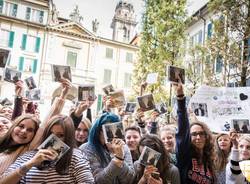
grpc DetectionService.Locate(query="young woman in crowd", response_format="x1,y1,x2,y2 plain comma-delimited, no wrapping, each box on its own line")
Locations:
175,82,216,183
80,112,135,184
0,115,12,138
0,79,71,175
0,115,94,184
125,126,141,162
133,134,180,184
75,117,92,147
0,106,13,120
226,132,250,183
0,114,40,175
160,125,177,165
214,133,232,184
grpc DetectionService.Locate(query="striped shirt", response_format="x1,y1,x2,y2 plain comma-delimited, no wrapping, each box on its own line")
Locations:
226,149,250,184
3,149,94,184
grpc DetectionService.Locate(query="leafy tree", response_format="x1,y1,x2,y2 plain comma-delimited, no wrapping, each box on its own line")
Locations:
133,0,187,104
207,0,250,86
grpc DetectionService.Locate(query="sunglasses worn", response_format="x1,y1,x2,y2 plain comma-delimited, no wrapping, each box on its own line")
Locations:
191,131,206,137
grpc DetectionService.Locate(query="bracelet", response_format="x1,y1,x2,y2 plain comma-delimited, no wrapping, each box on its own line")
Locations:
114,155,124,161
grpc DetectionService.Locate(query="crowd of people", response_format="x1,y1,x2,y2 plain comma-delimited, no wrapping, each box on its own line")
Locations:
0,78,249,184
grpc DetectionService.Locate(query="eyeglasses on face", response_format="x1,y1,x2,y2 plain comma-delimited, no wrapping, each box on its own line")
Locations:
191,131,206,137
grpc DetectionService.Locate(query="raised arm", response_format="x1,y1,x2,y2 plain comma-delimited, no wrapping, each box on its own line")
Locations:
43,79,72,124
11,81,24,120
226,131,244,183
29,79,71,149
173,83,191,171
70,101,88,129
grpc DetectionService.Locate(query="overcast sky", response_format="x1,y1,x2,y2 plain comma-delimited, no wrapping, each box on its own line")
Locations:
53,0,208,39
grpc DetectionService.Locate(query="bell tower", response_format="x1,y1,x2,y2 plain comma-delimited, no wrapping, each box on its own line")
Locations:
111,1,137,43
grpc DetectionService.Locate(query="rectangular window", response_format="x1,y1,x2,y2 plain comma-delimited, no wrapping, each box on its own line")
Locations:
0,0,3,13
126,52,133,63
216,56,223,73
67,51,77,68
103,69,112,84
26,36,37,52
0,29,10,47
19,57,37,73
23,58,33,72
25,7,31,20
0,49,10,68
124,73,132,88
207,23,212,38
2,2,17,17
106,48,113,59
96,94,103,112
26,8,44,24
198,30,202,44
190,30,203,47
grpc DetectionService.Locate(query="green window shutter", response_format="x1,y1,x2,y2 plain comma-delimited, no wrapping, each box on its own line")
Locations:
21,34,27,50
32,59,37,73
8,31,15,48
26,7,31,20
35,37,40,53
97,94,103,113
19,57,24,71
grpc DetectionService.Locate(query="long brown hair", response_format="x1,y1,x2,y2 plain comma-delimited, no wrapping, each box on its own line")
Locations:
190,121,216,180
0,114,40,153
135,134,170,184
40,115,76,174
214,133,232,171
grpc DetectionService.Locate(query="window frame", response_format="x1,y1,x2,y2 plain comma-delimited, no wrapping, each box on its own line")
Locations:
103,69,112,84
66,50,78,68
105,47,114,59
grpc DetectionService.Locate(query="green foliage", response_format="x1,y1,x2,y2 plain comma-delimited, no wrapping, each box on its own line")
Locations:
206,0,250,86
132,0,187,101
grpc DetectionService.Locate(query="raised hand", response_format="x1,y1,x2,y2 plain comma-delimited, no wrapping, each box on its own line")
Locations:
140,82,147,96
140,165,159,183
150,111,160,122
74,101,88,117
230,129,239,149
111,138,125,159
15,80,24,97
103,95,114,111
148,176,163,184
59,79,72,99
28,149,58,167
